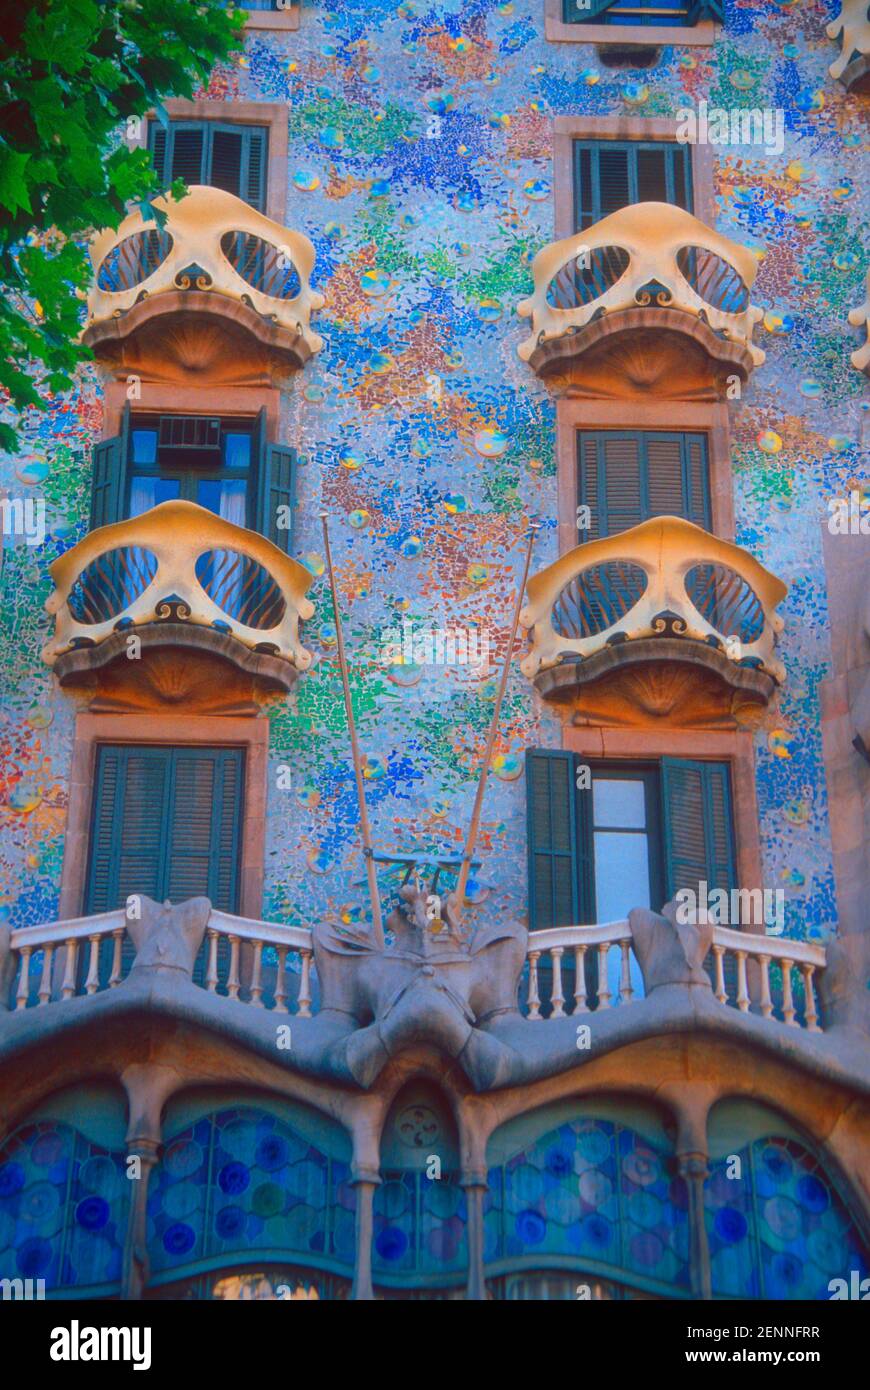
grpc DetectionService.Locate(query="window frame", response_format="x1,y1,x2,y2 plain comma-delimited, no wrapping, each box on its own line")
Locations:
544,0,717,46
59,713,269,921
241,0,300,30
140,101,289,224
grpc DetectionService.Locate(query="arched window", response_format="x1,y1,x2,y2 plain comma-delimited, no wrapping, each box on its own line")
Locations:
0,1087,129,1297
485,1100,689,1299
705,1102,868,1300
372,1084,468,1294
147,1102,355,1294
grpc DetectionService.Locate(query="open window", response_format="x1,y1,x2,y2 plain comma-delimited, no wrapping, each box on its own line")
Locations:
90,406,298,554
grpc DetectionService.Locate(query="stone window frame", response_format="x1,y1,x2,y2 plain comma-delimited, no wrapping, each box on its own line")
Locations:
556,397,736,556
59,713,269,921
553,114,716,242
242,1,300,32
562,726,765,897
101,381,281,444
141,99,289,225
544,0,716,47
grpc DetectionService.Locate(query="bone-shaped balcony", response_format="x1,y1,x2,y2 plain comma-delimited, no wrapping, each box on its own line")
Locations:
83,186,324,382
517,202,765,390
827,0,870,92
520,517,786,723
42,500,314,696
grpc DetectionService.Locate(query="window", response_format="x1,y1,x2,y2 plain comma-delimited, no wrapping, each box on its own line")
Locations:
83,745,246,914
578,430,711,537
574,139,693,231
148,120,268,211
90,406,298,553
563,0,723,27
526,752,736,932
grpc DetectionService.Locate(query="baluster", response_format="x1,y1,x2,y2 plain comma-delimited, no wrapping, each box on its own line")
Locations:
61,939,79,1000
619,941,634,1004
298,949,312,1018
274,946,288,1014
205,929,219,993
250,940,264,1007
758,954,773,1019
109,929,124,988
85,934,102,996
712,944,727,1005
735,950,750,1012
527,950,541,1021
573,945,588,1014
550,947,565,1019
802,964,820,1032
227,936,241,1000
38,945,54,1006
597,943,611,1010
16,946,32,1010
781,958,796,1026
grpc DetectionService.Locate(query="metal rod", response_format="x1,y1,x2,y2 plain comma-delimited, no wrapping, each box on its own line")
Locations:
320,514,385,949
450,521,541,926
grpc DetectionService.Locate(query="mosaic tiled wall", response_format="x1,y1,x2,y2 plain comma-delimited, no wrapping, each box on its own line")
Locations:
1,0,867,943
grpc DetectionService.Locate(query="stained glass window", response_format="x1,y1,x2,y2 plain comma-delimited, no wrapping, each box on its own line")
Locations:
705,1136,868,1299
485,1117,690,1294
372,1169,468,1283
147,1107,356,1282
0,1121,128,1294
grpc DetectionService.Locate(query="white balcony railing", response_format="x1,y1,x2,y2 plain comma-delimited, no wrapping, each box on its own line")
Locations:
8,909,315,1017
526,922,825,1032
6,908,826,1034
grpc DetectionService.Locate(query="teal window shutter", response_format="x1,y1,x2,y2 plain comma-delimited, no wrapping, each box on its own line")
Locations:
564,1,722,25
526,750,581,930
660,758,736,904
578,431,711,539
573,140,693,231
255,409,298,552
84,745,246,917
148,121,269,212
89,405,130,531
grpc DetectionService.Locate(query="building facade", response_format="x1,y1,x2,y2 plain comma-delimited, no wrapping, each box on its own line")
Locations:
0,0,868,1301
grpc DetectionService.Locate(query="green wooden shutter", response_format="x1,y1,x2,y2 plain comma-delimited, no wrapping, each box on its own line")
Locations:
574,140,694,232
578,431,710,539
89,405,130,531
526,750,580,931
84,746,245,916
661,758,736,904
255,410,298,552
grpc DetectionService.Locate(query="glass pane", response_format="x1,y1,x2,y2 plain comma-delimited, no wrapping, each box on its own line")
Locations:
224,433,251,469
131,429,158,464
594,831,650,920
592,778,647,830
197,477,247,524
128,476,180,517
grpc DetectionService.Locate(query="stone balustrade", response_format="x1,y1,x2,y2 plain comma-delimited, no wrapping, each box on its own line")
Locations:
6,907,315,1016
526,920,826,1032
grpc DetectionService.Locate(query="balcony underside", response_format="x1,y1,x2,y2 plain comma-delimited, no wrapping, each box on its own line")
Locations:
82,289,315,385
526,308,758,398
839,53,870,93
53,622,300,710
534,639,778,729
